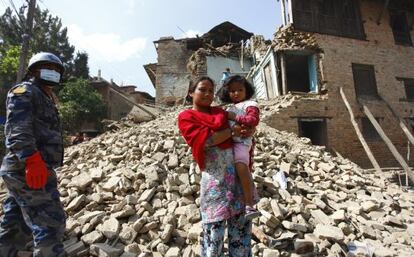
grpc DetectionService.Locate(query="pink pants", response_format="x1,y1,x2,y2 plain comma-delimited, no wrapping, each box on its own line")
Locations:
233,143,251,166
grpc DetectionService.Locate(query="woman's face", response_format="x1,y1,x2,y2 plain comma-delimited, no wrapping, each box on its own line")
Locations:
190,80,214,108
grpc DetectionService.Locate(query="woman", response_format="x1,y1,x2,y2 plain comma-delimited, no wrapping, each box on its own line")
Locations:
178,76,253,257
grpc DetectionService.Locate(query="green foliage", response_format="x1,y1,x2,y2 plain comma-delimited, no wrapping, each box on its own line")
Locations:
59,79,106,132
0,45,22,85
0,6,89,80
70,51,90,79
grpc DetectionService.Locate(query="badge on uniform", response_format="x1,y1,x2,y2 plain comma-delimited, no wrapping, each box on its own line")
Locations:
12,86,26,95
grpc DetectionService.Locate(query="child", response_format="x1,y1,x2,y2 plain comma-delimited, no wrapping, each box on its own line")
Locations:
219,75,260,219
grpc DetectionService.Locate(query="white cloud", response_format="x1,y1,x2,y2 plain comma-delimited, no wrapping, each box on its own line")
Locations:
67,24,147,63
182,29,201,38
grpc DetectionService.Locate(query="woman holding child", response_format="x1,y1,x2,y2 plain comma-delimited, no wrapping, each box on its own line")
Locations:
178,76,258,257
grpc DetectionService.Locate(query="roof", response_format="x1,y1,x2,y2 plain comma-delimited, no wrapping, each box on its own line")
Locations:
131,90,155,100
143,63,157,88
201,21,253,47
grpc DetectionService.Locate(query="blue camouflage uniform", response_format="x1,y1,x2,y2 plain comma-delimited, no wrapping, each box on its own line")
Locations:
0,79,66,257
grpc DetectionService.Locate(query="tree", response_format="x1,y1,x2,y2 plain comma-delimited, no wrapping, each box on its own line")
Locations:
70,51,90,79
0,6,89,80
0,45,21,86
59,79,106,133
0,44,23,116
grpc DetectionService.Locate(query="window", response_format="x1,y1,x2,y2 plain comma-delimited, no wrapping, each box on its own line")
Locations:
390,11,413,46
298,118,328,146
403,78,414,101
352,64,379,99
292,0,365,39
361,117,381,141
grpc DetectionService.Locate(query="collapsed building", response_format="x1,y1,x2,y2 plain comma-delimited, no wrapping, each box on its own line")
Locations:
145,1,414,169
249,0,414,168
80,74,157,132
144,21,254,105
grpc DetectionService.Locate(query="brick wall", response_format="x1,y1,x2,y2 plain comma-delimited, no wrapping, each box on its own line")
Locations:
266,1,414,168
155,39,195,105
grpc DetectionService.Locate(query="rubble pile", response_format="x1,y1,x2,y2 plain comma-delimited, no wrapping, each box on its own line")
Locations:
272,25,321,51
2,107,413,257
187,48,208,77
187,43,247,77
259,94,327,122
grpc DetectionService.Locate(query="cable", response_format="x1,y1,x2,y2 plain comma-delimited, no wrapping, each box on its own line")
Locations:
8,0,25,25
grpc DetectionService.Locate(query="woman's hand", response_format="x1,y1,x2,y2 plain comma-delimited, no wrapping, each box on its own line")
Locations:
227,111,236,121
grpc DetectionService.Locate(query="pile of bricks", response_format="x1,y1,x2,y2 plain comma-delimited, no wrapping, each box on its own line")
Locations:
272,25,321,51
2,107,413,257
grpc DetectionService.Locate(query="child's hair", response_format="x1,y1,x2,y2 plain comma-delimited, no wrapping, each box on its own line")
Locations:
218,75,255,103
186,76,215,102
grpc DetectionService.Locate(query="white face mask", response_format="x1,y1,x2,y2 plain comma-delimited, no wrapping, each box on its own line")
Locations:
40,69,61,83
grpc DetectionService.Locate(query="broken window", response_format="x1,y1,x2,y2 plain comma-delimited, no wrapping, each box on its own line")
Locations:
361,117,381,141
389,10,413,46
298,118,328,146
284,53,318,93
403,78,414,101
352,64,379,99
292,0,364,39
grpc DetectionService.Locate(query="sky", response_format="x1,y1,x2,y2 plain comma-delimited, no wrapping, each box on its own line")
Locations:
0,0,282,96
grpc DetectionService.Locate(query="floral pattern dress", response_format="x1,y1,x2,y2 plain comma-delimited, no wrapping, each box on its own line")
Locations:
200,139,245,224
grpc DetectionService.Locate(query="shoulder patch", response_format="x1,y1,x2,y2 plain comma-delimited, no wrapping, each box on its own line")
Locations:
12,86,27,95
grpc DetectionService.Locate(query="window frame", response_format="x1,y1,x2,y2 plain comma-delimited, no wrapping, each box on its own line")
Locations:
292,0,366,40
389,10,413,46
352,63,379,99
361,117,381,142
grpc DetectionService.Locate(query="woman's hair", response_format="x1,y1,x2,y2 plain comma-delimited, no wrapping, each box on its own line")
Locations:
218,75,255,103
186,76,215,102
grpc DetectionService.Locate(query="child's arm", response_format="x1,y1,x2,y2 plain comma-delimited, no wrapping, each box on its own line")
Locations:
235,106,260,127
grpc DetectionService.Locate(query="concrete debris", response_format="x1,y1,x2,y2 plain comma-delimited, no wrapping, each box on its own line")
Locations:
3,106,413,257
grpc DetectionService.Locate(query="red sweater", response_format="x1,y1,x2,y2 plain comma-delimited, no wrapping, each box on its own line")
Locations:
178,107,232,170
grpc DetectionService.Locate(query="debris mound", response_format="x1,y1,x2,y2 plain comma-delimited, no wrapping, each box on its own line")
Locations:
273,25,322,51
2,107,413,257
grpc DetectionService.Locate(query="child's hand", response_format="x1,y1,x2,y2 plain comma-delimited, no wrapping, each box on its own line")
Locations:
227,111,236,120
232,124,242,137
240,124,255,138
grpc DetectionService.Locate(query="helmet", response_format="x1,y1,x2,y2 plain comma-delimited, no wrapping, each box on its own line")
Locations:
28,52,65,74
27,52,64,86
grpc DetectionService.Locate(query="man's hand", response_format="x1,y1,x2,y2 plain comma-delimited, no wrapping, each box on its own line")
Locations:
25,151,48,189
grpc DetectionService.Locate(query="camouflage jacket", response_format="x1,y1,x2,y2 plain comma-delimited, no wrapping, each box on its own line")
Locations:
0,80,63,173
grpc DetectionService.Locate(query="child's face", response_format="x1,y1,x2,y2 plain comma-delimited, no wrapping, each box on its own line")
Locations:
228,82,246,104
190,80,214,108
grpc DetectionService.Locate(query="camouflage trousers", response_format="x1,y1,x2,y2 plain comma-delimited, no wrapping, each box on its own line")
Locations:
0,170,66,257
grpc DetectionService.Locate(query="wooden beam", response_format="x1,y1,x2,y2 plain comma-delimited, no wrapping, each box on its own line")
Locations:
339,88,382,175
280,0,287,26
280,53,288,95
379,95,414,146
362,105,414,183
287,0,293,24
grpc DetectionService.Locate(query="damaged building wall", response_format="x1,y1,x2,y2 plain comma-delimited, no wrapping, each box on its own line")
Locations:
154,38,194,105
264,0,414,168
206,56,252,84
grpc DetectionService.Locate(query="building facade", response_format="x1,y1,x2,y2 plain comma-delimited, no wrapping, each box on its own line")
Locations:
252,0,414,167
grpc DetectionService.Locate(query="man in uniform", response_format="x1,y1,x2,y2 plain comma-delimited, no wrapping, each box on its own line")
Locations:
0,52,66,257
